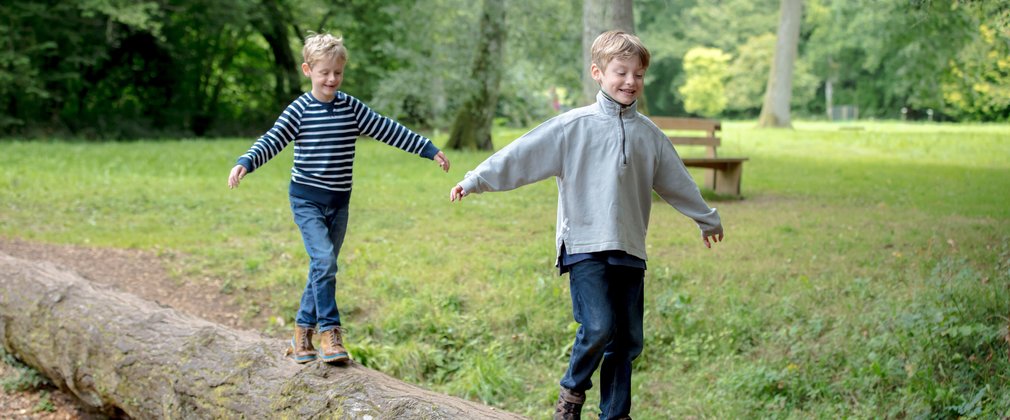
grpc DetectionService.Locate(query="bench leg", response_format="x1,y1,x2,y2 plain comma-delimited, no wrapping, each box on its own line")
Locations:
703,169,717,193
713,163,743,197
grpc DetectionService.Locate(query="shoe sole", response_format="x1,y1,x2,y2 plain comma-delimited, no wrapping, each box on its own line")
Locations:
289,339,318,364
320,352,350,364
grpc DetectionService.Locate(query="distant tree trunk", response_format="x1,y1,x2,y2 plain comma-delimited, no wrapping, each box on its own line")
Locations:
758,0,802,128
256,0,303,109
446,0,506,151
610,0,634,33
0,253,524,419
192,27,249,136
582,0,636,106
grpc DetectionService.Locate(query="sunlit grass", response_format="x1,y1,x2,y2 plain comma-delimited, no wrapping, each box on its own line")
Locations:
1,120,1008,418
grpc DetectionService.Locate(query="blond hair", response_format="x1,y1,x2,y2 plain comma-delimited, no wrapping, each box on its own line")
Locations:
302,32,347,68
590,30,650,71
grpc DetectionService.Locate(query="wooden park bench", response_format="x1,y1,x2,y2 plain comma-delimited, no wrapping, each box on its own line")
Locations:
650,116,748,197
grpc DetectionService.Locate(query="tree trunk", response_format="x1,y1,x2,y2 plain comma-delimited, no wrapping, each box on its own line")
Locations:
581,0,636,106
758,0,802,128
256,0,303,110
446,0,506,151
0,253,523,419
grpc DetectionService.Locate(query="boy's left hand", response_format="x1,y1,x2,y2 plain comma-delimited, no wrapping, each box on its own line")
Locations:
434,151,450,172
703,232,723,248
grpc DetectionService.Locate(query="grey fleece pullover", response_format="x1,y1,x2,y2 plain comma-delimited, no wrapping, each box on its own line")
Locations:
458,91,723,262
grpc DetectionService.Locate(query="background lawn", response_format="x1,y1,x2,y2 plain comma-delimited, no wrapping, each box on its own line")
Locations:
2,121,1008,418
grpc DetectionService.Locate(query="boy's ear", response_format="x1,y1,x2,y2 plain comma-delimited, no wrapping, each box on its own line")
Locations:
590,63,603,84
301,63,311,76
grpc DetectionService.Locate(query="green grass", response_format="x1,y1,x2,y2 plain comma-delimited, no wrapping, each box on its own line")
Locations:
2,120,1009,418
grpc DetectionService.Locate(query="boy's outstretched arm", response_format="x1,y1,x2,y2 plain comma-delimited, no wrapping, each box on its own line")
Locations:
449,118,565,203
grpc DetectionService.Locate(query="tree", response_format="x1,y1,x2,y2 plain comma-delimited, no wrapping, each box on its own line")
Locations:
497,0,581,126
634,0,779,117
800,0,1005,119
445,0,506,151
254,0,303,111
679,47,730,117
725,33,819,117
582,0,635,105
758,0,801,128
936,2,1010,121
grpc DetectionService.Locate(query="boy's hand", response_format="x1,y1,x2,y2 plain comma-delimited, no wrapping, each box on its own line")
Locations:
702,232,723,248
449,185,467,202
434,151,450,172
228,165,247,189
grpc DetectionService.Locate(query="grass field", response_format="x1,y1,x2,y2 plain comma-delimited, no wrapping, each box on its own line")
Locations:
2,120,1009,418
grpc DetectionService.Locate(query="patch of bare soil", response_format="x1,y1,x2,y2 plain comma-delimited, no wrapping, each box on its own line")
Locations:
0,238,248,329
0,237,258,419
0,360,101,420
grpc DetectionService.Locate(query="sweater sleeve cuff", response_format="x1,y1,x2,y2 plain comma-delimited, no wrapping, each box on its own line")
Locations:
237,156,254,173
458,177,479,195
694,207,722,237
419,141,439,160
700,224,724,238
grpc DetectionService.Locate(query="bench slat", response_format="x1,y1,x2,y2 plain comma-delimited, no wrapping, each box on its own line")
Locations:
682,157,748,168
668,136,720,146
651,116,721,131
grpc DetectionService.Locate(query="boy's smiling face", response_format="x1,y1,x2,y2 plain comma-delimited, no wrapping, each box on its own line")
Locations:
302,57,345,102
592,56,646,106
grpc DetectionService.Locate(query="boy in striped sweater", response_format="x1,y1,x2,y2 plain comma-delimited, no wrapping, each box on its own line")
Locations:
228,32,450,364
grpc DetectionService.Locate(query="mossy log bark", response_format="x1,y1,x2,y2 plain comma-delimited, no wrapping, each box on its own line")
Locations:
0,253,524,419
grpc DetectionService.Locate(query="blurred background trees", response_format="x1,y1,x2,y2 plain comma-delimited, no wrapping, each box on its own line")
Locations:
0,0,1007,139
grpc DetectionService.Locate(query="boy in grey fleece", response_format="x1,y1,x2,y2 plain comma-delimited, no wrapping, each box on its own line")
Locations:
450,31,723,419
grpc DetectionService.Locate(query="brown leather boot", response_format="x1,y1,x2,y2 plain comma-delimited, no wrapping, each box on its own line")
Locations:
319,327,350,363
285,325,317,364
553,386,585,420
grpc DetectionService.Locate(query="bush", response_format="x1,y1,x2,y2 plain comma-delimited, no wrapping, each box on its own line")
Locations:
1,349,50,393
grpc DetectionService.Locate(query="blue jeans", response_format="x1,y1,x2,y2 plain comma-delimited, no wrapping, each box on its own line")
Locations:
290,195,349,333
560,260,645,420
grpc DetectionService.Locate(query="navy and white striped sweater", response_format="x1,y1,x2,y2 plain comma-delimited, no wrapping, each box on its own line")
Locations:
237,91,439,206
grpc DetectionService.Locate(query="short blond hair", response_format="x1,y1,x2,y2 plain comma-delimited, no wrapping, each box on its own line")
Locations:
591,30,650,71
303,32,347,68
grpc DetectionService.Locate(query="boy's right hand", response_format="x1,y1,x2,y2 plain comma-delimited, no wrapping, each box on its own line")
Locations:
228,165,247,189
702,232,723,248
449,185,467,202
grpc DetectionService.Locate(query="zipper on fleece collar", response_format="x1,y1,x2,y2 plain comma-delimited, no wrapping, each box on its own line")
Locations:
598,91,632,165
598,90,636,116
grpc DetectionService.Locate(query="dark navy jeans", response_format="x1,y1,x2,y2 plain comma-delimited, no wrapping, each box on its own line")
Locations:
560,260,645,420
290,195,349,333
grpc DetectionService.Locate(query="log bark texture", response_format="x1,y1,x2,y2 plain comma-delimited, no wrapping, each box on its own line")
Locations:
0,253,525,419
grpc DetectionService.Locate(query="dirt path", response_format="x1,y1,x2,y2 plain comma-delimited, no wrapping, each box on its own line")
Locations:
0,238,254,419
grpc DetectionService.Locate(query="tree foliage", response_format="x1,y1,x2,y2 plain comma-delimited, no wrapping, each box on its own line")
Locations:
803,0,1010,120
679,47,730,117
0,0,1007,139
941,23,1010,121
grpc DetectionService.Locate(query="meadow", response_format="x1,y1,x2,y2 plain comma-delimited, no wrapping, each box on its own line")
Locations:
1,121,1008,418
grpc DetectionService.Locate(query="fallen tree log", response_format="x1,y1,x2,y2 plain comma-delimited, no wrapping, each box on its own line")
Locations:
0,252,525,419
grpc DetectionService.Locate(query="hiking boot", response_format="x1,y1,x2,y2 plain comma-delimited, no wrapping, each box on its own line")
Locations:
319,327,350,363
285,325,317,364
553,386,585,420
